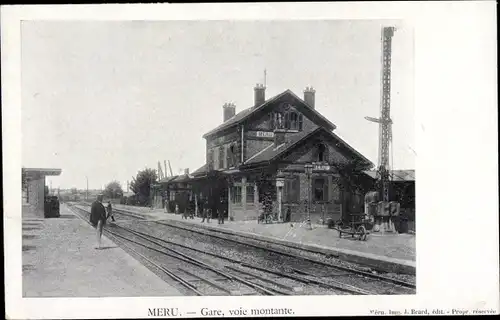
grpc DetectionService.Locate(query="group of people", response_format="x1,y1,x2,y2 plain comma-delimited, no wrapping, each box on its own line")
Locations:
198,199,226,224
166,198,226,224
90,194,115,249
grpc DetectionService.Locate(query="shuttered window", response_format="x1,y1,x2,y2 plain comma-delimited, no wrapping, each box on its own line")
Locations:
232,186,242,204
226,145,232,168
246,186,254,203
207,149,214,170
219,147,225,169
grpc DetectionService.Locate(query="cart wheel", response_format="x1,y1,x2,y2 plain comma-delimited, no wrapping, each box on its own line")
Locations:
357,225,367,241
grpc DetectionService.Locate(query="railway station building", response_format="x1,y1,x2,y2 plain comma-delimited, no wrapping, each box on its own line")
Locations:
163,84,381,224
22,167,62,214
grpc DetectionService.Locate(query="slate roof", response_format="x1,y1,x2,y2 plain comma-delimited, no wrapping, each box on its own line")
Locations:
158,176,179,184
191,164,208,176
244,127,317,164
202,89,336,138
172,174,195,182
363,169,415,182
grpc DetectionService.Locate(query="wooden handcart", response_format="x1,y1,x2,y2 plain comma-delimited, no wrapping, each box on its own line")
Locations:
331,213,372,241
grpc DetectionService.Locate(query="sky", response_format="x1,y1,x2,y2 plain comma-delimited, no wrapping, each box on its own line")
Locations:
21,20,414,190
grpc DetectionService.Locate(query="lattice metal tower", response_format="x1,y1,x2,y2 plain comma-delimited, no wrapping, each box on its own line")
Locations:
365,26,396,202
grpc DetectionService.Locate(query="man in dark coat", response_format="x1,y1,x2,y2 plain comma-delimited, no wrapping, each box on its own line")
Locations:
218,199,225,225
90,194,107,249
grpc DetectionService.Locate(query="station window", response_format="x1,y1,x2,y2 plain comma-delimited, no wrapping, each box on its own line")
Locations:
226,143,236,168
313,178,329,202
207,149,214,170
232,186,242,204
246,185,255,203
218,147,225,169
317,144,328,162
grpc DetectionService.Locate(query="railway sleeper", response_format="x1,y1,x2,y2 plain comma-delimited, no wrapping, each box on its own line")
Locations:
225,265,303,293
177,268,241,295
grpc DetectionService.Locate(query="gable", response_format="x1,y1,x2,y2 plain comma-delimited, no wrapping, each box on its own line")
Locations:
203,89,336,138
247,101,317,132
242,91,334,132
279,129,373,169
282,134,351,166
243,127,373,170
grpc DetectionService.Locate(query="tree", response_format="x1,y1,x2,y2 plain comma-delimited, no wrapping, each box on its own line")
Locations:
70,188,78,195
130,168,157,205
104,180,124,199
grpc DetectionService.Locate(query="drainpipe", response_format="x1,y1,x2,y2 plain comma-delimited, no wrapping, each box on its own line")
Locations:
241,124,244,163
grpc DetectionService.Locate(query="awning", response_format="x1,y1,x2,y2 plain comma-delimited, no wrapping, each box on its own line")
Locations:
22,168,62,179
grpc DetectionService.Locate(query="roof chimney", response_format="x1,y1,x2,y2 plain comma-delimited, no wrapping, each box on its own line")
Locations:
223,103,236,122
184,168,190,175
254,83,266,107
273,129,286,147
304,86,316,109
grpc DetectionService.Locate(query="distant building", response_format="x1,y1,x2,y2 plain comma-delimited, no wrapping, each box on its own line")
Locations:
22,168,62,214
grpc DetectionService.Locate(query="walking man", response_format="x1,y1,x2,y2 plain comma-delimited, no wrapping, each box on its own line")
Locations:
106,201,115,222
90,194,107,249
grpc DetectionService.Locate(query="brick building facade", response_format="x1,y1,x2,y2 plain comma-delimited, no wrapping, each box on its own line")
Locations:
165,84,375,223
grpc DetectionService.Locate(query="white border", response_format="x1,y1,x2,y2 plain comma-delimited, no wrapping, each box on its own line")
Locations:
2,2,499,319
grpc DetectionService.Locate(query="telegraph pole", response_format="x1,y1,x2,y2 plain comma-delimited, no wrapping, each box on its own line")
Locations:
85,176,89,201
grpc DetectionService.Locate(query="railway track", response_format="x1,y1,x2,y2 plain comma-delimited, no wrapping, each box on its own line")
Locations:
67,202,415,296
113,206,416,287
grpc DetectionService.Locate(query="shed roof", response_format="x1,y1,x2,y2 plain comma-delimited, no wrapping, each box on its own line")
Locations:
158,176,178,184
22,167,62,178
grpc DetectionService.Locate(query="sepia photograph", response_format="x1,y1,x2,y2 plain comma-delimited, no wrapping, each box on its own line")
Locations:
3,2,498,319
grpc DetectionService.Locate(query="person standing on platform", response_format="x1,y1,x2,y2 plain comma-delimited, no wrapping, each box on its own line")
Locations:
106,201,115,222
218,199,225,225
201,199,210,223
90,194,107,249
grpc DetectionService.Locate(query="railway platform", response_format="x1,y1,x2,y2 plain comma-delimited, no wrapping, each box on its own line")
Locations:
113,204,416,275
22,204,182,297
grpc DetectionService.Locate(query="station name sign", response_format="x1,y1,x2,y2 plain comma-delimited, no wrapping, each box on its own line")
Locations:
313,164,331,171
248,131,274,138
